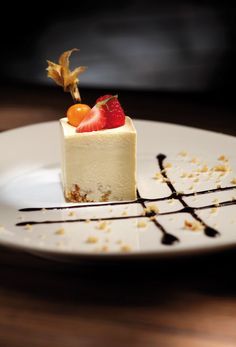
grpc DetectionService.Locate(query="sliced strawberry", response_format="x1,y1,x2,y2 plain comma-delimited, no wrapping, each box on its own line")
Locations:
76,104,106,133
96,94,126,129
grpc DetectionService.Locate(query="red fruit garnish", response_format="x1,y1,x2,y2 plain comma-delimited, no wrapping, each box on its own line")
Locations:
76,104,106,133
96,94,126,129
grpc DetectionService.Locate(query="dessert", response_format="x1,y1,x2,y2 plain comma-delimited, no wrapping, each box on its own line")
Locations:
47,49,137,202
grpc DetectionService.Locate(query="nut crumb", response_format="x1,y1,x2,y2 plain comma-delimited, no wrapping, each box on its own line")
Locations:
68,211,75,217
164,162,172,169
122,211,128,216
116,239,123,245
55,228,65,235
167,198,175,204
101,245,109,252
86,236,98,244
153,172,163,180
149,216,156,221
176,191,184,195
96,221,108,230
231,178,236,185
120,244,132,252
198,165,209,173
184,220,204,231
85,219,91,223
162,177,170,183
210,207,218,214
179,151,188,157
143,205,159,216
218,155,228,162
137,220,148,228
24,224,32,231
213,164,231,172
181,172,187,178
190,157,198,164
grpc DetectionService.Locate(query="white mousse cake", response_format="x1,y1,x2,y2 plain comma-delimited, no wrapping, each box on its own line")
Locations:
60,116,137,202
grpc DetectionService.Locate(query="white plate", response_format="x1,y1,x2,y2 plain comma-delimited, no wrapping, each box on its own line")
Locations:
1,120,236,262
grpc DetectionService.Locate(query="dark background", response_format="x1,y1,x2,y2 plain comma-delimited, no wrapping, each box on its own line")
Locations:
0,1,236,133
1,1,236,92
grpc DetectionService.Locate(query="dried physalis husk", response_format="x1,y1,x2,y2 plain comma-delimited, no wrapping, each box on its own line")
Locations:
46,48,87,102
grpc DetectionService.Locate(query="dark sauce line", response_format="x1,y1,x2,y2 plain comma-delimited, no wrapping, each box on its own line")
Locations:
18,185,236,212
137,191,179,246
16,214,145,226
182,185,236,197
157,154,220,237
19,199,142,212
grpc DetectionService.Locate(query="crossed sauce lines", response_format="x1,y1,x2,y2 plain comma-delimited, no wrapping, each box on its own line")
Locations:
17,154,236,245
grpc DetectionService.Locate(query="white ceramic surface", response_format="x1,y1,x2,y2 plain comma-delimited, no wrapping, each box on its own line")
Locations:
0,120,236,261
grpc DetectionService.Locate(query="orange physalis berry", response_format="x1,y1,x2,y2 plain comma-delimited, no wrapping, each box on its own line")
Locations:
67,104,91,127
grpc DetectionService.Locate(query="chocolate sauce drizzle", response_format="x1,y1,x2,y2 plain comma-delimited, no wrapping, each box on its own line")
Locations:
16,154,236,246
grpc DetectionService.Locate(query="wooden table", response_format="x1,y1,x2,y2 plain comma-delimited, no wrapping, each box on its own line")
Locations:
1,84,236,347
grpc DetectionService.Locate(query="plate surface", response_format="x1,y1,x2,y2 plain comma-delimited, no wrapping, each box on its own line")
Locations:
1,120,236,261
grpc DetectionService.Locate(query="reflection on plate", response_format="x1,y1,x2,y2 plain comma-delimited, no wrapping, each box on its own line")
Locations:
0,120,236,261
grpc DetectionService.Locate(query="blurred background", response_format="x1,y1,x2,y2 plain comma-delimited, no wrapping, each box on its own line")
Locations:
0,1,236,133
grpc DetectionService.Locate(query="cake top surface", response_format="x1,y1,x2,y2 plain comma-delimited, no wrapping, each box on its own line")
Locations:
60,116,136,138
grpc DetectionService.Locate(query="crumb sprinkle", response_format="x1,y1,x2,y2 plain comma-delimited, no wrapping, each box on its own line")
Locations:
137,220,148,228
101,245,109,252
213,164,231,172
198,165,209,173
96,221,108,230
164,162,172,169
184,220,204,231
143,205,159,215
120,244,132,252
55,228,65,235
86,236,98,244
167,198,175,204
179,151,188,157
190,157,199,164
24,224,32,231
149,216,156,221
218,155,228,162
231,178,236,185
